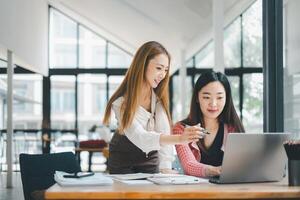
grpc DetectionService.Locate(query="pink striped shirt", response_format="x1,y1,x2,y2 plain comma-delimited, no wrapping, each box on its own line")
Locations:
172,122,235,177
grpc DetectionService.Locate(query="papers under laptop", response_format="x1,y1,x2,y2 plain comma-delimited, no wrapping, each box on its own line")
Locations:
109,173,208,185
209,133,289,184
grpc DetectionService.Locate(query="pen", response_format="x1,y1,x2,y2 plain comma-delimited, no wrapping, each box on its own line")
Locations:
183,123,210,135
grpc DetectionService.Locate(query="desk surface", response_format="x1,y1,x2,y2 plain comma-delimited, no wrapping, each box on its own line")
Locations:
45,178,300,200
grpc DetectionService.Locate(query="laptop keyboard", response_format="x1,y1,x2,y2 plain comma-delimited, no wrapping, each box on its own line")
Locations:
209,176,221,184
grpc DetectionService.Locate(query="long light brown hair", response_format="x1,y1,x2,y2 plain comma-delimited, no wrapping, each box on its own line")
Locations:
103,41,172,133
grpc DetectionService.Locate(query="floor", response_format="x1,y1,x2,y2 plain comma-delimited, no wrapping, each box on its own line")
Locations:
0,172,24,200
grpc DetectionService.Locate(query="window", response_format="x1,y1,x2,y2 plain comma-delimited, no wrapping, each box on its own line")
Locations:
242,0,263,67
0,74,42,129
78,74,107,134
243,74,263,132
108,43,131,68
79,26,106,68
48,7,132,134
224,18,241,68
283,0,300,134
108,76,124,98
195,41,214,68
171,1,263,132
227,76,240,117
51,76,76,129
49,9,77,68
171,75,192,122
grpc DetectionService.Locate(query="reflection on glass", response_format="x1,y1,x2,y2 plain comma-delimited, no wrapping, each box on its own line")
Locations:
108,43,132,68
51,76,76,129
79,26,106,68
78,74,107,135
243,74,263,132
0,75,42,129
242,1,262,67
224,18,241,68
49,9,77,68
195,41,214,68
283,0,300,133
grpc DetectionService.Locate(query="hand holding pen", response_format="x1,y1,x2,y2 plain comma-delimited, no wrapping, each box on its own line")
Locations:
184,123,210,139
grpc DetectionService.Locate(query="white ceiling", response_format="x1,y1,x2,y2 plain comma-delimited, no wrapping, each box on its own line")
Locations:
49,0,254,71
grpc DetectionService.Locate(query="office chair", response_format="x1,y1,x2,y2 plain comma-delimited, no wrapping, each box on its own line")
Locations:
19,152,81,200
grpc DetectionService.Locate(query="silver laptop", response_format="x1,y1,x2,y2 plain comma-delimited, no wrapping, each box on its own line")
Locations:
209,133,289,184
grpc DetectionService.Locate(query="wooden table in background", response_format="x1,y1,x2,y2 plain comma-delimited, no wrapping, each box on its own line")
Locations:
45,178,300,200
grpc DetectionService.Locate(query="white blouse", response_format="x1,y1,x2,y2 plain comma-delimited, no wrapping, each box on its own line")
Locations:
112,91,174,169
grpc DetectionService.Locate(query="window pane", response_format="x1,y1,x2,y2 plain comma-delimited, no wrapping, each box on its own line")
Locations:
0,75,42,129
78,74,107,135
243,74,263,132
79,26,106,68
172,76,192,122
0,59,6,68
224,18,241,68
108,76,124,98
242,1,263,67
49,9,77,68
108,76,124,128
284,0,300,134
195,41,214,68
108,43,132,68
0,75,7,129
51,76,76,129
186,58,194,68
227,76,240,117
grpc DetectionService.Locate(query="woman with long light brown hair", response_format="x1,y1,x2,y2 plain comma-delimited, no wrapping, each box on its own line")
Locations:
103,41,201,174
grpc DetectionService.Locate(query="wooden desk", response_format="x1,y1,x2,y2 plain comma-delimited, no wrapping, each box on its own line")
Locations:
45,178,300,200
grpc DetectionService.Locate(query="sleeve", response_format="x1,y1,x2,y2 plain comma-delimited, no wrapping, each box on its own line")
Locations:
172,123,209,177
112,103,161,154
158,145,174,169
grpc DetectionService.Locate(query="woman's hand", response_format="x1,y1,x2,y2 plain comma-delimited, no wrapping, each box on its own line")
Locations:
179,125,202,143
205,166,221,177
160,168,179,174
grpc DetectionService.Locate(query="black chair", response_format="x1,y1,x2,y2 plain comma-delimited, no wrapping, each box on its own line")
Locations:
19,152,81,200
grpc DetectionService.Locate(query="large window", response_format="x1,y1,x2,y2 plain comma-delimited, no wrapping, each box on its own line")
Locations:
172,1,263,132
283,0,300,134
49,8,132,137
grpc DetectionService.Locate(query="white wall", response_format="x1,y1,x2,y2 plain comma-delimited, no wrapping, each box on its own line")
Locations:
0,0,48,76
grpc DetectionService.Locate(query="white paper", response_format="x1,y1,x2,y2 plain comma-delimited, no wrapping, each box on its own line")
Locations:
54,171,113,186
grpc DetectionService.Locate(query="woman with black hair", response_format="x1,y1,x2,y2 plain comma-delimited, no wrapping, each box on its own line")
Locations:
172,71,245,177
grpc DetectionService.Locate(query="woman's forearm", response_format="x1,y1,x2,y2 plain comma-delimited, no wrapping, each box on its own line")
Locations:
159,134,181,145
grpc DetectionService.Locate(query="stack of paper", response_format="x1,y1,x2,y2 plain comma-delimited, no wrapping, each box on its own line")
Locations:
54,171,113,186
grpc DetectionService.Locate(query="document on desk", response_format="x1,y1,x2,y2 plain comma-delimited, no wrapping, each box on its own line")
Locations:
108,173,208,185
54,171,113,186
147,176,208,185
108,173,186,181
